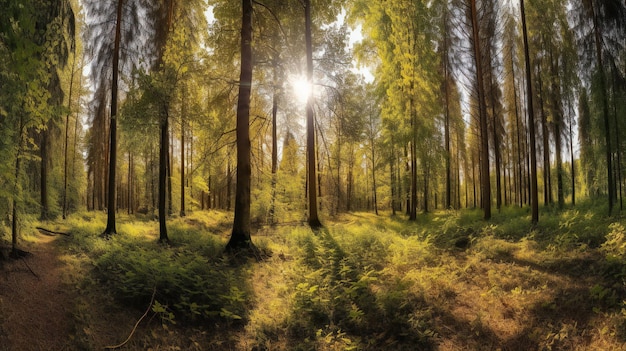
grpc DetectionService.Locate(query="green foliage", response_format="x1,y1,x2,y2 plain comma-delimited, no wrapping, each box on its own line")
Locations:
285,226,434,349
95,235,252,324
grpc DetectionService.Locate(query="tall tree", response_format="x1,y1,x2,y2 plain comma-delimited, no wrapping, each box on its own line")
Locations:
305,0,322,228
521,0,539,224
226,0,254,249
469,0,491,220
102,0,124,236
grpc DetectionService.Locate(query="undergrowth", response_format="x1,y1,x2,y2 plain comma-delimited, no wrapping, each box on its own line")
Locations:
40,199,626,350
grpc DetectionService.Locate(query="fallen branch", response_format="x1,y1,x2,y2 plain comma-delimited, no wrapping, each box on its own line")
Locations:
20,256,40,279
104,287,157,350
36,227,71,236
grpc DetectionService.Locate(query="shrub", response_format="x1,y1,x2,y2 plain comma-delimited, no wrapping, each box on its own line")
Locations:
94,235,252,324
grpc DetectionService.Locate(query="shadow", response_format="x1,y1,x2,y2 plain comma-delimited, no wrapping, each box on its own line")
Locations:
275,228,436,350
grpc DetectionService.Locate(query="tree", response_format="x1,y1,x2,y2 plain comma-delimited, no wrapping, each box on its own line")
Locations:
304,0,322,228
101,0,124,236
0,0,74,255
521,0,539,224
469,0,491,220
226,0,254,250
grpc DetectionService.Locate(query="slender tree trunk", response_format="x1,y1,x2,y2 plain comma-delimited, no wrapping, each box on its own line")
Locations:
103,0,123,235
512,53,523,207
305,0,321,228
521,0,539,224
472,153,477,208
129,152,133,214
227,154,232,210
227,0,254,249
180,85,186,218
268,60,279,223
63,53,77,219
589,0,614,214
470,0,490,219
167,130,173,216
159,107,169,242
569,102,576,206
11,117,26,257
390,150,396,215
537,69,551,206
612,70,623,210
371,137,378,215
40,128,50,220
443,15,451,209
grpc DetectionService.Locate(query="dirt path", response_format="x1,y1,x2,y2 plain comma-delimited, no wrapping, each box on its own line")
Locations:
0,233,74,351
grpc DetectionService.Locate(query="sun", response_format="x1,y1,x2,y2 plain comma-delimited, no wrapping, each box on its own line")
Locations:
290,74,312,104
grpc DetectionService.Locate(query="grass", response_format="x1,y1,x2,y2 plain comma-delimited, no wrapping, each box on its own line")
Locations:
13,200,626,350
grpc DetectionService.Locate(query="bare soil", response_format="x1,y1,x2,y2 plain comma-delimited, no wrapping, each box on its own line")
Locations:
0,234,74,351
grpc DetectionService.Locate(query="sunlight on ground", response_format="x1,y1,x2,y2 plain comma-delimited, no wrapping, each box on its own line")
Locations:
4,205,625,350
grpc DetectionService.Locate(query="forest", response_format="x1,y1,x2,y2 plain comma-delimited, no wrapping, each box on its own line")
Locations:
0,0,625,349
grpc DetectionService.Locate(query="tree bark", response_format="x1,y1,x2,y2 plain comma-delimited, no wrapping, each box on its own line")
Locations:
180,85,186,218
40,128,50,220
521,0,539,224
227,0,254,250
590,0,614,214
470,0,491,220
63,53,77,219
103,0,123,236
305,0,321,228
159,106,169,242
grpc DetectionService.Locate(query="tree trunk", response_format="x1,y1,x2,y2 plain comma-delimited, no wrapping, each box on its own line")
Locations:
443,15,451,210
40,128,50,220
63,53,77,219
569,102,576,206
12,117,26,256
371,137,378,216
103,0,123,236
268,59,279,224
511,52,523,207
390,149,396,215
589,0,614,214
470,0,491,220
159,107,169,242
227,0,254,250
167,129,173,216
180,85,186,218
611,68,623,210
537,67,551,206
521,0,539,224
305,0,321,228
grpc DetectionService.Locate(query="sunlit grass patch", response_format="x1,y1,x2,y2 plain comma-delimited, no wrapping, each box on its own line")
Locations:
37,206,626,350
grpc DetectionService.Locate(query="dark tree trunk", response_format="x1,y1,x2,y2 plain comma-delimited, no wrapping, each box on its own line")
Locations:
12,117,26,256
537,69,551,206
268,60,279,224
180,86,186,218
40,129,50,220
511,52,523,207
167,130,173,216
521,0,539,224
305,0,321,228
159,108,169,242
390,150,397,215
227,0,254,250
63,53,77,219
103,0,123,236
443,14,451,210
589,1,614,214
470,0,491,220
569,104,576,206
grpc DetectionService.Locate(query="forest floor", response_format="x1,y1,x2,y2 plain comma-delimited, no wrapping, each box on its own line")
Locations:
1,203,626,350
0,232,75,351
